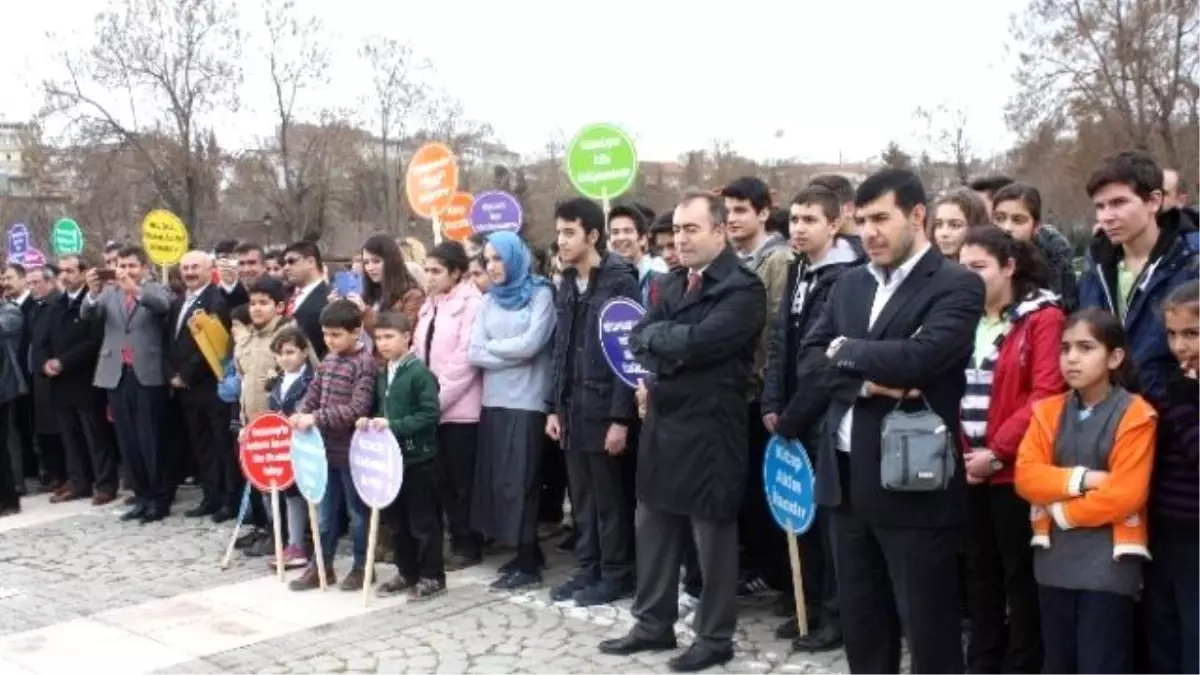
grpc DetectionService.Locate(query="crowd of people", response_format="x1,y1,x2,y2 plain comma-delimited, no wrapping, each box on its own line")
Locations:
0,148,1195,674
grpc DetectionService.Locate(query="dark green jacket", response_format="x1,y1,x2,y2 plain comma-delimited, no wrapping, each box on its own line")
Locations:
375,354,440,466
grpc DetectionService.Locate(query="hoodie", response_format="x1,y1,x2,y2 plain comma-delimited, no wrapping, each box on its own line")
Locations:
959,289,1067,484
1078,207,1199,404
766,236,867,446
1033,225,1079,312
739,231,793,397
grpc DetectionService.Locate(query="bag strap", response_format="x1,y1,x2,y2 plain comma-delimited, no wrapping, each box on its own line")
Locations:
889,390,935,415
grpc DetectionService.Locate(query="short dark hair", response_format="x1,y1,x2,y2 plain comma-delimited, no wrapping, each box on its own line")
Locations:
233,242,264,258
855,168,927,214
41,265,58,279
791,185,842,223
968,174,1015,195
5,263,25,278
270,325,310,353
117,246,149,266
991,182,1043,223
554,197,607,250
632,202,656,224
1086,150,1163,200
57,254,87,271
608,204,648,237
248,277,286,304
283,241,322,269
809,174,855,205
230,304,251,326
962,226,1050,301
213,238,239,256
721,176,772,212
679,188,729,228
1163,279,1199,313
649,211,675,237
766,208,789,238
319,299,362,331
428,241,470,276
374,311,413,334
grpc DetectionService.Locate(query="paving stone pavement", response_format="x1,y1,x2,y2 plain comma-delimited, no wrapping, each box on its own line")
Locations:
0,489,856,674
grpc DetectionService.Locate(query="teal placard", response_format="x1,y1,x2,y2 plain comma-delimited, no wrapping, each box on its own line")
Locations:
51,218,84,255
564,123,638,201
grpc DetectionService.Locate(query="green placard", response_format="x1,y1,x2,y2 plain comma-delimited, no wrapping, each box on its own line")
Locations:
565,123,638,201
51,218,83,255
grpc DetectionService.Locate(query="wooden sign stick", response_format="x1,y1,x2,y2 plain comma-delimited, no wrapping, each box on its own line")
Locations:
786,532,809,636
363,508,381,606
309,501,327,590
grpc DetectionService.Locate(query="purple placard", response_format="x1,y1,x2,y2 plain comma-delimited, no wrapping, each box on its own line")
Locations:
7,223,28,263
598,298,649,389
469,190,523,234
349,427,404,509
23,247,46,269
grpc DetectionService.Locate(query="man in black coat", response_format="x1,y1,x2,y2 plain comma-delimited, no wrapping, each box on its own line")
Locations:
168,251,233,522
600,190,766,673
27,266,66,494
794,168,983,673
3,263,37,493
545,197,642,608
40,255,117,505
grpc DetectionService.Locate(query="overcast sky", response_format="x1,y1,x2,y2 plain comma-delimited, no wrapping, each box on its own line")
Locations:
0,0,1029,164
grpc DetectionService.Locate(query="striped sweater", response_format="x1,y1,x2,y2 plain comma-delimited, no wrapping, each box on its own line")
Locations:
1149,369,1198,522
297,342,378,467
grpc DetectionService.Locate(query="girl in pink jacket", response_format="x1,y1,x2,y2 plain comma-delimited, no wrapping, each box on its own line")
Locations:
414,241,484,570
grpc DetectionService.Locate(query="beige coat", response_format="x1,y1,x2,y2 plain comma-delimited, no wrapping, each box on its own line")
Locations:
233,316,295,425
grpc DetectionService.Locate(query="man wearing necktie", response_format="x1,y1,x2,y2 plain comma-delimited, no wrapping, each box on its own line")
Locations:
82,246,173,523
602,190,766,673
168,251,232,522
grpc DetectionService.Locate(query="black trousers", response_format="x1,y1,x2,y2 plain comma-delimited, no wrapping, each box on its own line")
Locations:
1038,585,1134,674
36,433,66,486
0,402,18,508
178,384,237,508
964,483,1042,674
437,422,480,557
1143,517,1199,675
384,461,444,583
109,370,167,507
797,506,840,631
834,509,964,674
564,450,634,584
13,394,35,480
57,391,119,495
739,399,788,588
538,434,567,524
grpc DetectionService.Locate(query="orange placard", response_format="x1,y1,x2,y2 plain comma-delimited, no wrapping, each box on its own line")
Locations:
440,192,475,241
405,142,458,219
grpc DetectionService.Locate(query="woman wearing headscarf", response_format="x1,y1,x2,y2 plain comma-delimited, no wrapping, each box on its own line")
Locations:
468,231,556,591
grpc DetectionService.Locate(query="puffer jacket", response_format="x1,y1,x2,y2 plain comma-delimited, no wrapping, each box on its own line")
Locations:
1033,224,1079,312
413,280,483,424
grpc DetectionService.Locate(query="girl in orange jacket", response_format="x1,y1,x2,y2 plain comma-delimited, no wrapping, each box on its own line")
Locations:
1015,308,1156,675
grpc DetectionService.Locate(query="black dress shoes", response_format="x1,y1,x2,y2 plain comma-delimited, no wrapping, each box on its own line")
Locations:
210,505,235,523
598,632,677,656
667,643,734,673
792,624,843,653
120,503,148,522
139,504,167,524
184,502,218,518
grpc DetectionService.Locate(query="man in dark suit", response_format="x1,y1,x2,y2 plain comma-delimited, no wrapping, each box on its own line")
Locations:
216,241,268,309
282,241,329,359
168,250,233,522
27,266,66,495
3,263,38,493
82,245,174,523
600,190,766,673
40,256,116,505
795,168,983,673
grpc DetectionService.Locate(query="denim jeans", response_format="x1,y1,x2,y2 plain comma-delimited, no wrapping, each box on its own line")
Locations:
318,466,368,570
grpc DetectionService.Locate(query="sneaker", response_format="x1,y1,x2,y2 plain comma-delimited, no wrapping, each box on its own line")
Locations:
288,565,334,592
339,569,365,591
489,571,541,592
267,544,308,570
549,574,594,603
736,573,772,597
573,579,633,607
408,578,447,602
375,575,414,598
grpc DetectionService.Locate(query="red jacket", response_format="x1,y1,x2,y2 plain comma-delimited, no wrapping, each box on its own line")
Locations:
962,293,1067,484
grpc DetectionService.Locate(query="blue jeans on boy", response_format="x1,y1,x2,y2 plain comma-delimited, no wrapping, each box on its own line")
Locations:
318,467,368,570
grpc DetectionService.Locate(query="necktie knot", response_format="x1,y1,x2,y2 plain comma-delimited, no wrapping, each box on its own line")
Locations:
687,272,702,293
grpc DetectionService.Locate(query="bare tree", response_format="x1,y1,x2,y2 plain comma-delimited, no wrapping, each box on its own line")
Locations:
258,0,330,240
359,35,428,230
41,0,242,239
914,104,976,183
880,142,914,169
416,90,494,192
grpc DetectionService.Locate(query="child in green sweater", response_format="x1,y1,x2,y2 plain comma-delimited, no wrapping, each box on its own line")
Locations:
357,311,444,600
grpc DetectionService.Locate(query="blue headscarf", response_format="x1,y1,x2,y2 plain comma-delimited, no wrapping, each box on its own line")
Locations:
486,231,549,311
